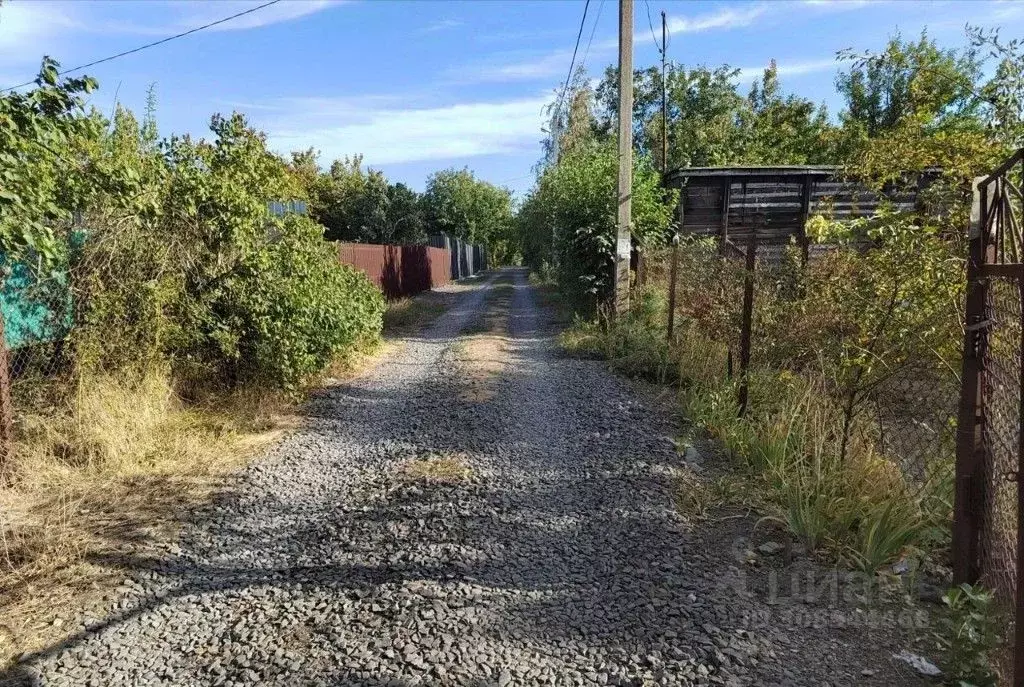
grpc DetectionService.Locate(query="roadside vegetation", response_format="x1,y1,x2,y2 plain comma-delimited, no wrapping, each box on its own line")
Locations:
520,29,1022,684
291,151,517,264
0,57,509,664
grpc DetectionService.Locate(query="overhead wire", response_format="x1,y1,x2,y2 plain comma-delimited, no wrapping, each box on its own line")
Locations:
554,0,591,119
1,0,284,92
578,0,606,77
644,0,662,55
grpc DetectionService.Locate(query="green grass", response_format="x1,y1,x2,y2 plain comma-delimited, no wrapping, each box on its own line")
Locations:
557,282,938,573
383,295,449,336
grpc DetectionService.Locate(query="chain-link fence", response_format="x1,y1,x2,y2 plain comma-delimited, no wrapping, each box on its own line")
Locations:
0,252,76,475
661,230,961,515
651,150,1022,683
954,150,1024,683
979,274,1021,680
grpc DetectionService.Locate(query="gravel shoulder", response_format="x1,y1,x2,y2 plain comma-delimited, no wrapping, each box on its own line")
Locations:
7,268,931,686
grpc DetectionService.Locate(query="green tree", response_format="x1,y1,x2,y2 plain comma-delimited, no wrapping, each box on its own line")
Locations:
836,32,984,142
0,57,101,262
290,153,427,245
517,143,676,306
421,168,514,252
384,182,426,244
594,62,837,170
745,61,834,164
970,26,1024,149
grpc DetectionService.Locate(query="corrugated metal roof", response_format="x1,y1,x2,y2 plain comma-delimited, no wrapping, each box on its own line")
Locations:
665,165,840,181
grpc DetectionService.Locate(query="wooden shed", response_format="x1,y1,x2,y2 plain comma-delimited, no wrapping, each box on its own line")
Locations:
663,166,926,253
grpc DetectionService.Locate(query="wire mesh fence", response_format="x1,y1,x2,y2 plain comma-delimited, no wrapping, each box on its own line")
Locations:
0,261,74,477
652,151,1024,682
956,151,1024,682
660,233,961,514
979,274,1021,680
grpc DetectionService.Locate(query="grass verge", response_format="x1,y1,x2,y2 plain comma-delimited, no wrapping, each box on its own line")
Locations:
558,285,945,575
383,296,449,337
0,337,383,666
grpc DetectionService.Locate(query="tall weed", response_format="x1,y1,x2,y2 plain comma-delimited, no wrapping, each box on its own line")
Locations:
561,283,931,570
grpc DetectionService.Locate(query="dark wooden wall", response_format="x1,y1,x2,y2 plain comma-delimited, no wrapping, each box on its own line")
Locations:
664,168,926,247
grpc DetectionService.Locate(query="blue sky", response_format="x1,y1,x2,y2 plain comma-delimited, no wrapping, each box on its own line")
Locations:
2,0,1023,197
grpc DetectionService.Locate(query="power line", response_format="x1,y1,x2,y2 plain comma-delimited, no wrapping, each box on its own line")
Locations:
579,0,606,76
1,0,283,92
554,0,591,118
644,0,661,55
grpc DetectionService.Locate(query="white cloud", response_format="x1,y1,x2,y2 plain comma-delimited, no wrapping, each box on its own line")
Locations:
662,4,770,34
658,0,874,41
190,0,337,32
736,58,839,83
419,18,464,34
802,0,875,9
456,3,784,86
990,0,1024,22
249,94,549,165
85,1,340,36
456,49,578,83
0,1,77,58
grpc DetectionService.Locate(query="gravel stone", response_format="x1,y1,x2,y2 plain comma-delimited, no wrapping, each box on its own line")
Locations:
11,269,929,687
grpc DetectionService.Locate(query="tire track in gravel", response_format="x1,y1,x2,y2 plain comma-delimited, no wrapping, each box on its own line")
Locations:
10,268,926,687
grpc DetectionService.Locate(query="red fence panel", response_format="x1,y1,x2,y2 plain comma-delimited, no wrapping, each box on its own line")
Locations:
337,243,452,299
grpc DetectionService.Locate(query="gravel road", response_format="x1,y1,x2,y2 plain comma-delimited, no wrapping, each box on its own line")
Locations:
12,268,928,686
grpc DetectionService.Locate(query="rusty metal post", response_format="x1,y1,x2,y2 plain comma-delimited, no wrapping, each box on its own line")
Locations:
798,175,812,266
1015,273,1024,687
0,311,13,482
737,229,756,417
666,234,680,341
953,179,991,585
718,180,731,256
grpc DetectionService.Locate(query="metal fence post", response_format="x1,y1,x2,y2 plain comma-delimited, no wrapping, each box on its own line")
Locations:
737,230,756,417
953,179,990,585
0,310,13,481
666,234,680,341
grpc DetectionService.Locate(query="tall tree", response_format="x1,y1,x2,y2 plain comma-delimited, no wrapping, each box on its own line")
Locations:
421,168,513,250
744,61,833,164
384,182,426,244
836,32,983,139
290,153,427,244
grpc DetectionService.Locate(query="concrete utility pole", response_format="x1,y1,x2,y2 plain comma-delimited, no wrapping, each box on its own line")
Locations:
661,10,668,174
613,0,633,315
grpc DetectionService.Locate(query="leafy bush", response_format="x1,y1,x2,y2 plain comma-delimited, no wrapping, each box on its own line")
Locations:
211,213,384,390
517,144,676,308
937,584,1002,686
2,65,385,395
157,115,384,389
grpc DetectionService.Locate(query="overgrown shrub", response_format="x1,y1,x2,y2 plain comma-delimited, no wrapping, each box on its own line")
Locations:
2,64,386,396
516,143,676,309
560,207,969,570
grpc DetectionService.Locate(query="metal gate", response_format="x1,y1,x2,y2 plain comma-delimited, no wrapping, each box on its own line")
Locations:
954,149,1024,684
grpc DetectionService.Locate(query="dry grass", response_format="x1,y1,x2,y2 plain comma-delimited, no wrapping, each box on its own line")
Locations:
383,294,449,337
0,370,298,665
458,281,513,403
400,453,474,484
0,336,391,667
460,337,508,403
